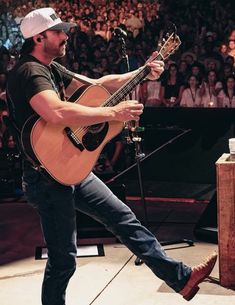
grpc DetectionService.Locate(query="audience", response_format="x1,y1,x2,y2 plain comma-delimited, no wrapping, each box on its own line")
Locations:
0,0,234,124
0,1,234,92
0,0,235,162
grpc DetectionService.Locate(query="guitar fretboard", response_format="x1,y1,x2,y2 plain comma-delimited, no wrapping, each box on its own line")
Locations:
103,53,163,107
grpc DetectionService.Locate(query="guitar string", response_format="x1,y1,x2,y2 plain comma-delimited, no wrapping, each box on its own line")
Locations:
71,50,170,139
74,71,149,139
71,67,149,138
69,37,176,140
71,57,161,138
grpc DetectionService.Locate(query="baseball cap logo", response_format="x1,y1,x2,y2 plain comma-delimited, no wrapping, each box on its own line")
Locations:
50,13,58,21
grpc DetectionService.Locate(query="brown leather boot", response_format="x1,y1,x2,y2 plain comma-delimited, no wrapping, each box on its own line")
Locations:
179,251,217,301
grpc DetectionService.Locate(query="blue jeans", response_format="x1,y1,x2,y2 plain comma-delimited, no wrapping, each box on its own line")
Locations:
22,162,191,305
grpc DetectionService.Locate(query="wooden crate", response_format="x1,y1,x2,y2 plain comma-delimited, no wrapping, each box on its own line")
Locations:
216,154,235,287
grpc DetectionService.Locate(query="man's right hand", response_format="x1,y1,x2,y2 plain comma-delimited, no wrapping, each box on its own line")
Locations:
112,100,144,122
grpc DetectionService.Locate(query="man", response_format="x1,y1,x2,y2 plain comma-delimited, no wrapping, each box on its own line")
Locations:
228,40,235,66
7,7,217,305
125,9,143,38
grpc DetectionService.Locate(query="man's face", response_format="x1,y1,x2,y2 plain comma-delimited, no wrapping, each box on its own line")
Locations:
41,30,68,58
227,77,235,89
208,71,216,82
192,66,200,75
207,61,216,70
220,44,227,53
229,40,235,50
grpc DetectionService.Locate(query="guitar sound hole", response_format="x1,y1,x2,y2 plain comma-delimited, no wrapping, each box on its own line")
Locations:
83,122,109,151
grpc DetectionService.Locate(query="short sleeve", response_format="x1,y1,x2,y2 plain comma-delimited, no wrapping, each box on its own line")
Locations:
18,62,54,103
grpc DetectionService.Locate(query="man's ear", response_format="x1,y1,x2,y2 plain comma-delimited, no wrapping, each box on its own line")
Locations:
34,35,44,44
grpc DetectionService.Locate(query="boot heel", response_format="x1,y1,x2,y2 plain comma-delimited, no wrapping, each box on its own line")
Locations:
183,286,200,301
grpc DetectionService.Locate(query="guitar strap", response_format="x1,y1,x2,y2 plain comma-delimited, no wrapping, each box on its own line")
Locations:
51,61,94,89
50,62,67,101
6,83,40,169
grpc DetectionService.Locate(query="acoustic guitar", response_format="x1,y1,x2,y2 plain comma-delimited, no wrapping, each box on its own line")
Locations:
21,32,181,185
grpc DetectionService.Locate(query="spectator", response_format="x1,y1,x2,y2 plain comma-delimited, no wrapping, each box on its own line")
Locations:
220,62,234,82
160,63,184,107
219,43,229,62
0,24,8,43
190,61,204,85
125,9,143,38
13,7,24,25
180,74,201,107
203,57,221,75
228,40,235,66
224,55,235,72
181,52,196,67
96,21,112,41
4,32,16,50
200,70,222,107
132,79,162,107
217,75,235,107
229,30,235,41
199,41,223,66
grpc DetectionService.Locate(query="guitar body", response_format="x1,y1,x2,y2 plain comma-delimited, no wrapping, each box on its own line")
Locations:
21,85,123,185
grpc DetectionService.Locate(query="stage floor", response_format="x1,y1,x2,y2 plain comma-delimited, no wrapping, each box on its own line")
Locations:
1,242,235,305
1,198,235,304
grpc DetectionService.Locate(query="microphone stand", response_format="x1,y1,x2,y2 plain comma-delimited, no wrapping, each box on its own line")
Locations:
114,29,149,265
114,28,130,73
131,128,149,265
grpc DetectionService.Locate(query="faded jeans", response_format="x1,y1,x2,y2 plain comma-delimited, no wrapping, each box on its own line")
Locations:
22,162,191,305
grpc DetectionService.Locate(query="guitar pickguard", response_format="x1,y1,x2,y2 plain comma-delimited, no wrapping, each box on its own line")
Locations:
82,122,109,151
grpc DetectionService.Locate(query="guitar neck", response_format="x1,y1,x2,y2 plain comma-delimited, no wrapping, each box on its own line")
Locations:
103,53,163,107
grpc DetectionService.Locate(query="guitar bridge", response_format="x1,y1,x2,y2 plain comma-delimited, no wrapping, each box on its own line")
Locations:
64,127,85,151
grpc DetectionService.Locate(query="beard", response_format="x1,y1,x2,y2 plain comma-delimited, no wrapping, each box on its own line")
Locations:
43,40,67,58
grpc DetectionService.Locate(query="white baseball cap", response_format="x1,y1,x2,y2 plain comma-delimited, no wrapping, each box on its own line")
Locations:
20,7,76,39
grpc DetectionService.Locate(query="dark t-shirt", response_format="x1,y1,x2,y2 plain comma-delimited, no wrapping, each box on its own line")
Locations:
7,55,73,129
161,77,184,99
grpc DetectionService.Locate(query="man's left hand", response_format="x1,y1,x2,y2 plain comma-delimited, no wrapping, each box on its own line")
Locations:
146,51,165,80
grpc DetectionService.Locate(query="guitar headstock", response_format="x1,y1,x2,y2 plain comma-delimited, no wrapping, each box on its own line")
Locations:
157,30,181,61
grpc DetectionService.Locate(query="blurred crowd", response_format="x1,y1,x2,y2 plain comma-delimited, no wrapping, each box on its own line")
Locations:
0,0,235,154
